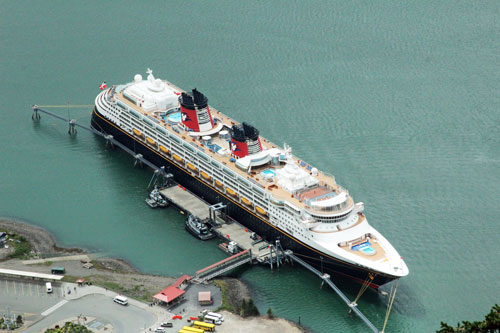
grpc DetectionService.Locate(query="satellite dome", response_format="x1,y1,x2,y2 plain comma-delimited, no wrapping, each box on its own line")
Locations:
311,167,318,176
134,74,142,82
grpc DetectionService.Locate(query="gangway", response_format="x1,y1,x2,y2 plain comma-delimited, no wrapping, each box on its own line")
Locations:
284,250,379,333
193,250,252,283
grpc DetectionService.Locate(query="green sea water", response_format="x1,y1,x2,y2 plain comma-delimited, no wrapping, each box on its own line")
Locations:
1,1,499,332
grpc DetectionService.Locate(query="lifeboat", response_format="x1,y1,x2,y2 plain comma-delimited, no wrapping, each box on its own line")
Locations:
173,154,183,163
201,171,211,181
133,128,144,138
215,180,223,188
241,197,253,207
256,206,268,216
146,137,156,146
226,187,238,197
159,145,170,154
187,163,197,172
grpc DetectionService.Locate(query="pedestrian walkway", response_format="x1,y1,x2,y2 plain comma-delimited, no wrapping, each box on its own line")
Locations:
22,254,91,265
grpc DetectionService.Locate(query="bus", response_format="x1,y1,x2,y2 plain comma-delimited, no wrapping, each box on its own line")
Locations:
204,314,222,325
193,321,215,332
178,330,194,333
181,327,204,333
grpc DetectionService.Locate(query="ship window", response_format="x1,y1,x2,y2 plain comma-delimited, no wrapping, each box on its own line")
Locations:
197,151,209,161
170,135,181,144
223,167,235,178
183,142,195,152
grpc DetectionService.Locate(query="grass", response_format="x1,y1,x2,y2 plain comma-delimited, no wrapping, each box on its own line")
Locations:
213,279,236,313
5,233,32,259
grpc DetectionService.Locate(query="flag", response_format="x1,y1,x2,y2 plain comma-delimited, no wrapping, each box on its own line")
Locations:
99,81,107,90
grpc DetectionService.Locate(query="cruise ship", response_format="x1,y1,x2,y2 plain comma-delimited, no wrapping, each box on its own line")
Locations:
91,69,409,288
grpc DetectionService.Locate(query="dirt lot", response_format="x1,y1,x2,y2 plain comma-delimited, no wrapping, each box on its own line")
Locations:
217,311,305,333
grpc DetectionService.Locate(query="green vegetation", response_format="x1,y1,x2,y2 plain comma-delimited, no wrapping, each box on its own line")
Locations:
437,304,500,332
240,298,259,317
214,279,236,313
0,314,23,330
5,232,32,259
267,307,274,319
45,321,91,332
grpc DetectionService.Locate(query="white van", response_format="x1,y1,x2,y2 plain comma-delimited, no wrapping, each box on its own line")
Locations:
207,312,224,322
113,295,128,305
204,314,222,325
45,282,52,293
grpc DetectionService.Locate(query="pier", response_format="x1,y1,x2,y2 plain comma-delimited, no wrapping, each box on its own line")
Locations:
31,105,391,333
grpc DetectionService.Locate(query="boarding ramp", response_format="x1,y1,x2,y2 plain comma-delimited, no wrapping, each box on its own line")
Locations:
284,250,379,333
193,250,252,283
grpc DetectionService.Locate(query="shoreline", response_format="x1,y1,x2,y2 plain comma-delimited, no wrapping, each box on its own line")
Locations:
0,217,307,332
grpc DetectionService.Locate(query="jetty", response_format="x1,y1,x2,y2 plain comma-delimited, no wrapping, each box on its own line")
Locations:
31,105,395,333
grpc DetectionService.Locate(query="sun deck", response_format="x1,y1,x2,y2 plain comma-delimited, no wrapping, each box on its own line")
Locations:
114,82,352,213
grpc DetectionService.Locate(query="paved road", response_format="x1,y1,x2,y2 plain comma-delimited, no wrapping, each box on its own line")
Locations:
26,294,156,333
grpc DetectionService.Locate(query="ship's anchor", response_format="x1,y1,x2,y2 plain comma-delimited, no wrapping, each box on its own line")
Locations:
68,119,77,135
134,154,143,168
32,106,41,120
104,134,114,148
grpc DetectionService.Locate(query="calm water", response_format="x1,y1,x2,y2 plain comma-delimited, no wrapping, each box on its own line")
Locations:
1,1,499,332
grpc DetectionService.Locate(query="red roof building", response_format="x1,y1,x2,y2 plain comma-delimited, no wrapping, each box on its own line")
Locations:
153,275,192,305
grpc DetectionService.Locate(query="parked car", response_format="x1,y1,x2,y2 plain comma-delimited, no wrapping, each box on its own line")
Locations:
154,327,166,333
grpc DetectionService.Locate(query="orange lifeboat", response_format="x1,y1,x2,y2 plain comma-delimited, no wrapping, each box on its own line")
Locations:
241,197,253,207
173,154,183,163
201,171,211,181
187,163,197,172
159,145,170,154
133,128,144,138
146,137,156,146
256,206,267,216
215,180,223,188
226,187,238,197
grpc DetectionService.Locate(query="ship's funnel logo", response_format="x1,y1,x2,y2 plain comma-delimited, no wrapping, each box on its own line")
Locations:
181,113,191,122
231,143,241,152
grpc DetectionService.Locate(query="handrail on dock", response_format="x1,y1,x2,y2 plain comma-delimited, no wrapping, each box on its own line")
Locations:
284,250,379,333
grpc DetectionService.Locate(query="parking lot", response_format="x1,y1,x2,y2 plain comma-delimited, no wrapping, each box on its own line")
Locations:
0,278,63,314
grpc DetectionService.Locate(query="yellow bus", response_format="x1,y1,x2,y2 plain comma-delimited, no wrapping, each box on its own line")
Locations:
182,327,205,333
193,321,215,332
179,330,194,333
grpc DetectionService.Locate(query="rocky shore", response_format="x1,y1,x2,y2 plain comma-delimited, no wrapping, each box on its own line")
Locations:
0,217,306,332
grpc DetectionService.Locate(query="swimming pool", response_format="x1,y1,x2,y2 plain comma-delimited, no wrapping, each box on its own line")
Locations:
351,242,377,256
261,169,276,177
165,112,181,123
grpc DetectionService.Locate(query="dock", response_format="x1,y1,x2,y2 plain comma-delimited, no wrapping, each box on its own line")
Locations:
31,105,393,333
160,185,210,220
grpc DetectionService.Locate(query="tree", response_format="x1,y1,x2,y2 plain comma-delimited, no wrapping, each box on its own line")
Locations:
16,315,23,325
267,307,274,319
437,304,500,332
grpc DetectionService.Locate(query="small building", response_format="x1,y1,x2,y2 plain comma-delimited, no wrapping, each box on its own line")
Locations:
154,286,185,306
198,291,212,305
51,267,65,274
